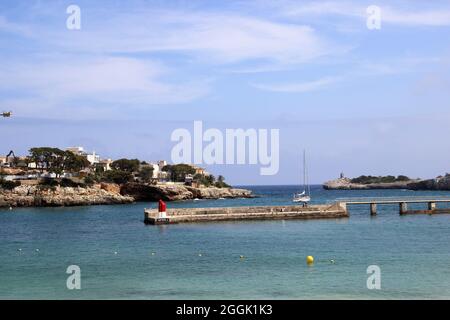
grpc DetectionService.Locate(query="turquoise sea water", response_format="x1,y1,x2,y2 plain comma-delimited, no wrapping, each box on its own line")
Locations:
1,185,450,300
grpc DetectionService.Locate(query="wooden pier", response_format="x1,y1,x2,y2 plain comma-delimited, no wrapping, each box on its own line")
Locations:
144,203,348,225
337,197,450,215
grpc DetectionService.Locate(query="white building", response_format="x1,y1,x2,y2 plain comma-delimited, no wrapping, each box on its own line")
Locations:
149,163,160,179
66,147,101,166
98,159,113,171
86,151,100,165
158,160,167,169
147,161,170,181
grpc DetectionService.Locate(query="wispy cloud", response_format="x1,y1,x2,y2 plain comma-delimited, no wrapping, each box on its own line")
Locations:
46,10,337,66
251,76,339,93
280,1,450,27
0,15,33,36
0,56,211,116
250,55,443,93
382,8,450,26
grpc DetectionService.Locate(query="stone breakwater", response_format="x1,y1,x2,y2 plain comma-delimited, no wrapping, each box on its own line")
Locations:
145,203,348,224
0,182,253,208
120,183,253,201
0,183,133,208
324,175,450,191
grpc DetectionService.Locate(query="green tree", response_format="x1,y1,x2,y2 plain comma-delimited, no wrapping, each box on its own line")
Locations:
63,151,90,173
111,159,140,172
138,166,154,183
206,174,215,185
29,147,66,176
29,147,56,173
162,164,196,182
215,175,230,188
103,170,133,184
28,147,91,177
94,163,105,174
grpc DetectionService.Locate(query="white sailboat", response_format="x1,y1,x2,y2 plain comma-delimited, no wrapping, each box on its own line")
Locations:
293,150,311,204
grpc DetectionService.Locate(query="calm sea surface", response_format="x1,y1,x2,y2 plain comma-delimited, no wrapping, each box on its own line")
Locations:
1,185,450,299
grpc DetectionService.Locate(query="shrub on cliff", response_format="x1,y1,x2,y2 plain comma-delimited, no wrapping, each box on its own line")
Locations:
60,178,86,188
102,170,133,184
0,178,21,190
39,177,59,187
350,175,411,184
214,175,230,188
84,176,95,186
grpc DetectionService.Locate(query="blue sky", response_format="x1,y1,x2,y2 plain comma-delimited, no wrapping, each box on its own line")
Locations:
1,0,450,185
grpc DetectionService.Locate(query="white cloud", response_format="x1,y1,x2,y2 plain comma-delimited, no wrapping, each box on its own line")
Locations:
281,1,450,27
251,76,339,93
0,56,211,113
41,9,337,66
0,15,33,36
382,8,450,26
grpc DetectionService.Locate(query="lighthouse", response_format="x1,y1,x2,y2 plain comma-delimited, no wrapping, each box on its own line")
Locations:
158,199,167,219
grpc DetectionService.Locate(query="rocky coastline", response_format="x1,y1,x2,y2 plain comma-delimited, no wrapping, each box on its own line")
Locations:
120,182,253,201
323,174,450,191
0,182,253,208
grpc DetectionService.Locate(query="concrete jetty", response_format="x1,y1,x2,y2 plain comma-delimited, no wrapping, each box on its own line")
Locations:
337,197,450,215
144,203,348,225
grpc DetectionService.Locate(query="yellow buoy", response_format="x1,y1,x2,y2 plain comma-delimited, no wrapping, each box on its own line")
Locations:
306,256,314,264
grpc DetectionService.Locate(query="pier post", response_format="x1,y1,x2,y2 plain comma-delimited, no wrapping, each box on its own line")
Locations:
399,202,408,215
370,203,377,216
428,202,436,211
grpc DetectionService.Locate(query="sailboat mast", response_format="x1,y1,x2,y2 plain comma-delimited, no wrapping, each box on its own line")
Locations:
303,150,306,192
303,150,311,196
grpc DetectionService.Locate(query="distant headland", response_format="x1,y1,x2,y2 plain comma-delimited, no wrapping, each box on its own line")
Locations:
323,173,450,191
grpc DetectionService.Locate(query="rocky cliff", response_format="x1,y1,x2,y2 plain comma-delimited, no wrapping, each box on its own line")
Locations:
120,183,253,201
407,174,450,191
0,182,253,208
0,183,134,208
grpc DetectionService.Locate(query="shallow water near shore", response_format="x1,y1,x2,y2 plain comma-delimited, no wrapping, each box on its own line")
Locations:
1,185,450,299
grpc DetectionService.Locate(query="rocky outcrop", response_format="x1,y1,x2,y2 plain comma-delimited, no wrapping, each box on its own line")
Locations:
323,177,420,190
120,183,193,201
100,182,121,194
0,184,134,208
407,174,450,191
120,183,253,201
0,168,27,175
0,182,253,208
324,175,450,191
